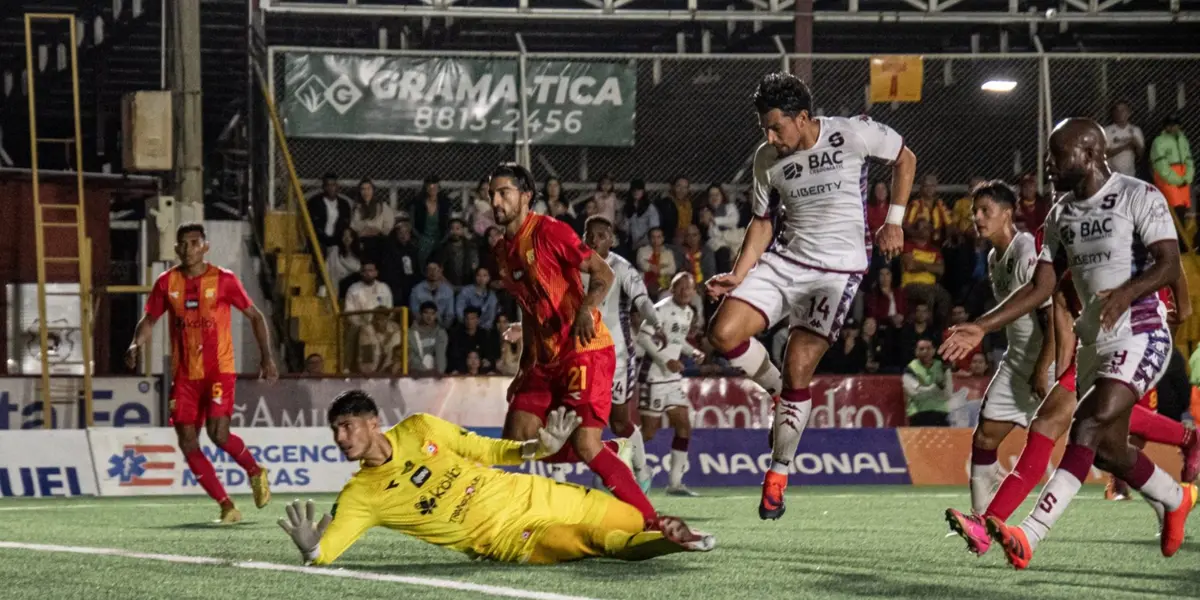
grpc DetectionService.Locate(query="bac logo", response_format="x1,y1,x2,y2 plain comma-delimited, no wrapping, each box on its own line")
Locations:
106,445,176,487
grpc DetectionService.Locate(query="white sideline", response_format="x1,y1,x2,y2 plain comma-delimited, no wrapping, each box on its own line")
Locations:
0,541,601,600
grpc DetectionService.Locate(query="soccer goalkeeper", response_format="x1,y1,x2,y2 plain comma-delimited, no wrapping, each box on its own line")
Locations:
278,390,715,565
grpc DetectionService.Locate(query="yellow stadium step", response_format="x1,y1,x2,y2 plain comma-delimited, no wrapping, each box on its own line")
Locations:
292,315,338,343
288,295,323,318
275,252,313,276
263,211,303,254
288,272,317,297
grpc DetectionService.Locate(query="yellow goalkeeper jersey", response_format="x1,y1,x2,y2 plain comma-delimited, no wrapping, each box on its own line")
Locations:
314,413,542,564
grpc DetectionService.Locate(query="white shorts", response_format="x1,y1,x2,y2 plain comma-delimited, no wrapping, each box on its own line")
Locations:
1076,328,1172,399
639,380,688,414
979,359,1051,428
612,350,637,406
728,252,863,343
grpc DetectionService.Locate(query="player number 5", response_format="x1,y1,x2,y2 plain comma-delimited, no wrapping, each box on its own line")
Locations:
212,382,223,399
567,366,588,392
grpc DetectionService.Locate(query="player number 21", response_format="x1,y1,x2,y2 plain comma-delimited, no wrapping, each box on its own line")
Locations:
567,366,588,392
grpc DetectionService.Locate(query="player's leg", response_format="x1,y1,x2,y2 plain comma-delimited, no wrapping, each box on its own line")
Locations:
664,404,696,496
969,418,1016,512
609,358,650,482
202,376,270,509
1129,400,1200,482
707,267,784,398
171,379,236,521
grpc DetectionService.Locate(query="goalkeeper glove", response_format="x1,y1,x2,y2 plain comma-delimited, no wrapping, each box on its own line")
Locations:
521,406,583,460
278,499,331,565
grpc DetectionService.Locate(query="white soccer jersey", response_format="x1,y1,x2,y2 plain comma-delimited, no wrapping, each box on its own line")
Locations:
583,252,654,359
751,115,905,273
987,231,1047,370
1038,173,1177,345
637,297,696,384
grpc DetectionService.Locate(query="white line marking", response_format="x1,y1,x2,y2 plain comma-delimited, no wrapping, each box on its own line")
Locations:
0,501,213,512
0,541,601,600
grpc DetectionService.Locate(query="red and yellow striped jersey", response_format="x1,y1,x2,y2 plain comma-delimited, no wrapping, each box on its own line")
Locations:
493,214,612,364
145,264,252,380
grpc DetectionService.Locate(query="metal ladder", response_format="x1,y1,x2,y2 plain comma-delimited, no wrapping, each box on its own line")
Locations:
24,13,94,428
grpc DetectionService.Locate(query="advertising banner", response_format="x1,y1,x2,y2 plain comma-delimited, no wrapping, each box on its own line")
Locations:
88,427,355,496
0,430,97,497
0,377,161,430
280,51,636,146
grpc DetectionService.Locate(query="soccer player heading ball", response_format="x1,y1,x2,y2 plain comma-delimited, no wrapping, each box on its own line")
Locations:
277,391,714,565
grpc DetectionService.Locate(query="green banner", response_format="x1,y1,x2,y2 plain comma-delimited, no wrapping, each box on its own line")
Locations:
279,51,636,147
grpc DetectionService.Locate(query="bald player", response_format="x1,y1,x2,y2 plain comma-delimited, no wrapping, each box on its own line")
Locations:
942,118,1197,569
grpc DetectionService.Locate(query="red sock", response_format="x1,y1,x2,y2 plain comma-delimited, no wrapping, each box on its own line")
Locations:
543,440,619,463
1129,404,1189,447
588,447,657,522
184,448,230,506
218,434,262,476
984,431,1055,520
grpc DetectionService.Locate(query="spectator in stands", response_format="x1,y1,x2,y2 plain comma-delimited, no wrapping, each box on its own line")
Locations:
905,174,948,243
326,227,363,299
681,224,716,287
1105,101,1145,179
304,353,325,375
968,353,991,377
900,219,948,319
350,178,395,261
467,178,496,237
457,266,498,329
903,339,952,426
408,301,448,376
478,225,504,280
437,218,479,288
817,317,866,375
573,198,600,237
378,218,420,309
409,260,455,329
307,172,353,253
898,301,939,366
864,267,907,330
533,176,563,216
344,262,393,326
637,227,676,298
860,316,884,374
494,313,521,376
1152,114,1194,221
658,175,693,243
1013,173,1049,232
463,350,486,376
386,345,406,376
706,183,741,250
411,175,452,266
944,304,981,372
621,179,659,251
866,181,890,237
448,307,493,374
356,308,402,374
547,194,572,223
586,173,619,224
949,176,984,240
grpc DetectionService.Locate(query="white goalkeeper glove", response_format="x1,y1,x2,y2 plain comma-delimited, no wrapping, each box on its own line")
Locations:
521,406,583,460
278,499,331,565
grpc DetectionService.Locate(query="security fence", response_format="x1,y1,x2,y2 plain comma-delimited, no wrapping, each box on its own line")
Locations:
261,48,1200,215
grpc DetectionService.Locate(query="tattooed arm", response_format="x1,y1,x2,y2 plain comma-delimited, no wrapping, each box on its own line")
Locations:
573,251,614,346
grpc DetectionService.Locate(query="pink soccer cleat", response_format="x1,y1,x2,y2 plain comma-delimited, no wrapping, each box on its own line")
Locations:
944,508,991,555
1182,431,1200,483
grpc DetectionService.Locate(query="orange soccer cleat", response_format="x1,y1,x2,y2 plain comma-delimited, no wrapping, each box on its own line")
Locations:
759,471,787,520
1161,483,1198,557
985,516,1033,570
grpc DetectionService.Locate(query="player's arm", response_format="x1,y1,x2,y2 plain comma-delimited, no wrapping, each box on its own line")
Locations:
637,321,671,368
402,411,580,466
575,249,614,347
623,267,661,329
1051,290,1076,378
278,491,376,566
1029,301,1055,396
1100,189,1182,331
125,274,169,370
1168,257,1192,328
227,273,279,381
852,116,916,260
941,261,1059,362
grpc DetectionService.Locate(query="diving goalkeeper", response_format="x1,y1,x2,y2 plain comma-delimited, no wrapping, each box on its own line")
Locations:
278,390,715,565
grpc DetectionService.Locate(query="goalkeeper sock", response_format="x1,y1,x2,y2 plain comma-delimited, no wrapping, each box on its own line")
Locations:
589,448,657,522
217,434,262,476
544,440,619,463
184,448,229,505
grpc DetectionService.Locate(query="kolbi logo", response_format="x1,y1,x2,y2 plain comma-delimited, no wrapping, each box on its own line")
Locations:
293,74,363,115
106,445,176,487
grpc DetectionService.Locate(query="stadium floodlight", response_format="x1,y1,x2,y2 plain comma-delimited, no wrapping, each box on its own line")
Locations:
981,80,1018,93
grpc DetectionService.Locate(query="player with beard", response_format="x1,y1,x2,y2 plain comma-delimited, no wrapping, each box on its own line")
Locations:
942,118,1196,569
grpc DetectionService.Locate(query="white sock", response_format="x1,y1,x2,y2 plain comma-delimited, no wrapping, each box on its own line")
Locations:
669,449,687,488
1020,469,1084,550
770,393,813,475
727,338,782,397
629,426,648,475
970,462,1002,515
1143,493,1166,533
1136,465,1184,511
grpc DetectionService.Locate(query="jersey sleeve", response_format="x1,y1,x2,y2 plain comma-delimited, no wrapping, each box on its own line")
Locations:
541,217,593,268
846,116,905,163
1014,236,1051,309
1131,184,1178,246
144,272,170,320
312,485,378,565
750,143,776,219
400,413,526,466
1037,214,1062,264
220,270,253,311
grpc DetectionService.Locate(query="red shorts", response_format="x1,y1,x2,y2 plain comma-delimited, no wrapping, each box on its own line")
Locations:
1138,389,1158,410
169,374,237,427
509,347,616,429
1055,361,1078,393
